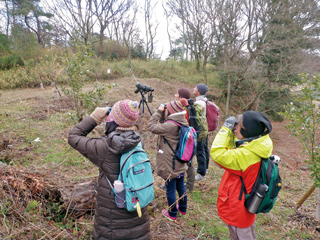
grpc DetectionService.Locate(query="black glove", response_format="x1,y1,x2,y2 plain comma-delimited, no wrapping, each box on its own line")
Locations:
223,117,238,131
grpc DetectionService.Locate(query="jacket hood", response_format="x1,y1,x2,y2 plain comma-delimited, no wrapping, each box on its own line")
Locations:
240,134,273,159
106,130,141,155
168,111,188,126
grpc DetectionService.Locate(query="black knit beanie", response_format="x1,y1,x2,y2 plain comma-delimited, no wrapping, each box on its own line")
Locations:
240,111,272,138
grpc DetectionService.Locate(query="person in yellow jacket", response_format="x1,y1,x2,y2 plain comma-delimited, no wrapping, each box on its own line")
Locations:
210,111,273,240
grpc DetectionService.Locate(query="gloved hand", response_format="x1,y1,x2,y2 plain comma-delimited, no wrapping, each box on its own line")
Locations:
223,116,238,131
90,107,110,125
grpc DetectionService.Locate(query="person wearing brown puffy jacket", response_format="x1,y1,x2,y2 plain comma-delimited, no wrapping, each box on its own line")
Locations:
147,99,189,221
68,99,150,240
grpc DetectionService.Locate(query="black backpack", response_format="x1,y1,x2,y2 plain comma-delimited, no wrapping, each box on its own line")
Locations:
239,155,282,214
187,99,200,132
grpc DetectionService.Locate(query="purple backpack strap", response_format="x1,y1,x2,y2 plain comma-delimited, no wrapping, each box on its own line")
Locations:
165,120,181,127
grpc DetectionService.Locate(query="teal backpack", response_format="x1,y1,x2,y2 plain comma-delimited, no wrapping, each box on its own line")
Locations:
239,155,282,214
107,142,154,214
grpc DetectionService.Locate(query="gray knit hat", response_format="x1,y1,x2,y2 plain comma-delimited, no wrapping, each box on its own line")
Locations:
196,84,209,95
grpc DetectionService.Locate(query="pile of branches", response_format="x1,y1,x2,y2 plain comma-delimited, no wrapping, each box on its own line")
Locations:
0,163,97,238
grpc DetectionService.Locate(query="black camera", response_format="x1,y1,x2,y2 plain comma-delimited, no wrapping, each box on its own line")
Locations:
134,82,154,94
160,104,167,109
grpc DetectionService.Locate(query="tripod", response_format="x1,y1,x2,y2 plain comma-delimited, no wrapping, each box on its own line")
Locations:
137,90,152,134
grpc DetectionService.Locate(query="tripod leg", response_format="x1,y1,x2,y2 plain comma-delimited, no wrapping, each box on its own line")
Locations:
139,100,144,135
144,99,152,116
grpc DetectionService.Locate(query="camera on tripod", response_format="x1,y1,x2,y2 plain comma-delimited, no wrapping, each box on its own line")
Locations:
134,82,154,134
134,82,154,103
134,82,154,94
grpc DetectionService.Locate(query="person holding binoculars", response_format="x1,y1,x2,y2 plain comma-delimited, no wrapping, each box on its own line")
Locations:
210,111,273,240
68,100,151,240
147,98,189,221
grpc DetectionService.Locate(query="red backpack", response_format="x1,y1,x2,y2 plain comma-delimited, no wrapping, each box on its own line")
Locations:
205,100,219,132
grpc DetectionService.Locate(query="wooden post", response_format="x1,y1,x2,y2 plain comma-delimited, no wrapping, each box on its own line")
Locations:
296,184,316,209
316,188,320,220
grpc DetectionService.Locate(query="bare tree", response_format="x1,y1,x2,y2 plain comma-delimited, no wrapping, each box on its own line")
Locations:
162,1,173,58
46,0,95,45
120,4,140,68
216,0,247,115
92,0,133,56
165,0,219,81
143,0,159,60
218,0,320,116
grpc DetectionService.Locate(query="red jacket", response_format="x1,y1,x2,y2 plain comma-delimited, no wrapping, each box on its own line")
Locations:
210,127,273,228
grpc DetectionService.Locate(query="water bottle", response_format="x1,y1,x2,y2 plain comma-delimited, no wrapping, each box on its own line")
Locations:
114,180,126,208
247,184,269,214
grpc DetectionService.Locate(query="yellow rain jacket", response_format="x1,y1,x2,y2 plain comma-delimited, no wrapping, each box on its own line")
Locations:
210,127,273,228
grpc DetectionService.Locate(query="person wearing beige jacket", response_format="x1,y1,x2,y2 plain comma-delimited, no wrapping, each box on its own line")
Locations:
148,99,189,221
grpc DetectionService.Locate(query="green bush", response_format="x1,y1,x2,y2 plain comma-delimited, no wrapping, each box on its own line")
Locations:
0,54,24,70
0,57,221,90
0,33,10,56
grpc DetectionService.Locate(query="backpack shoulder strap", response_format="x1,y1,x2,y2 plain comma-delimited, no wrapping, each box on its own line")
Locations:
162,120,181,152
239,158,264,200
163,120,182,171
163,136,177,170
264,158,275,186
165,119,182,127
239,176,248,200
163,136,175,153
119,145,144,181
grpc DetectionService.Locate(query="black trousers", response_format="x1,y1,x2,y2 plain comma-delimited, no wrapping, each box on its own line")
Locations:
196,136,209,176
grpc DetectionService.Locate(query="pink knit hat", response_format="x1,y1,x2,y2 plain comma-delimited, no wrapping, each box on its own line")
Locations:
107,99,139,127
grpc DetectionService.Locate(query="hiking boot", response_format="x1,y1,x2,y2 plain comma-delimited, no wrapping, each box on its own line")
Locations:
177,204,187,215
195,174,206,181
162,209,176,221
